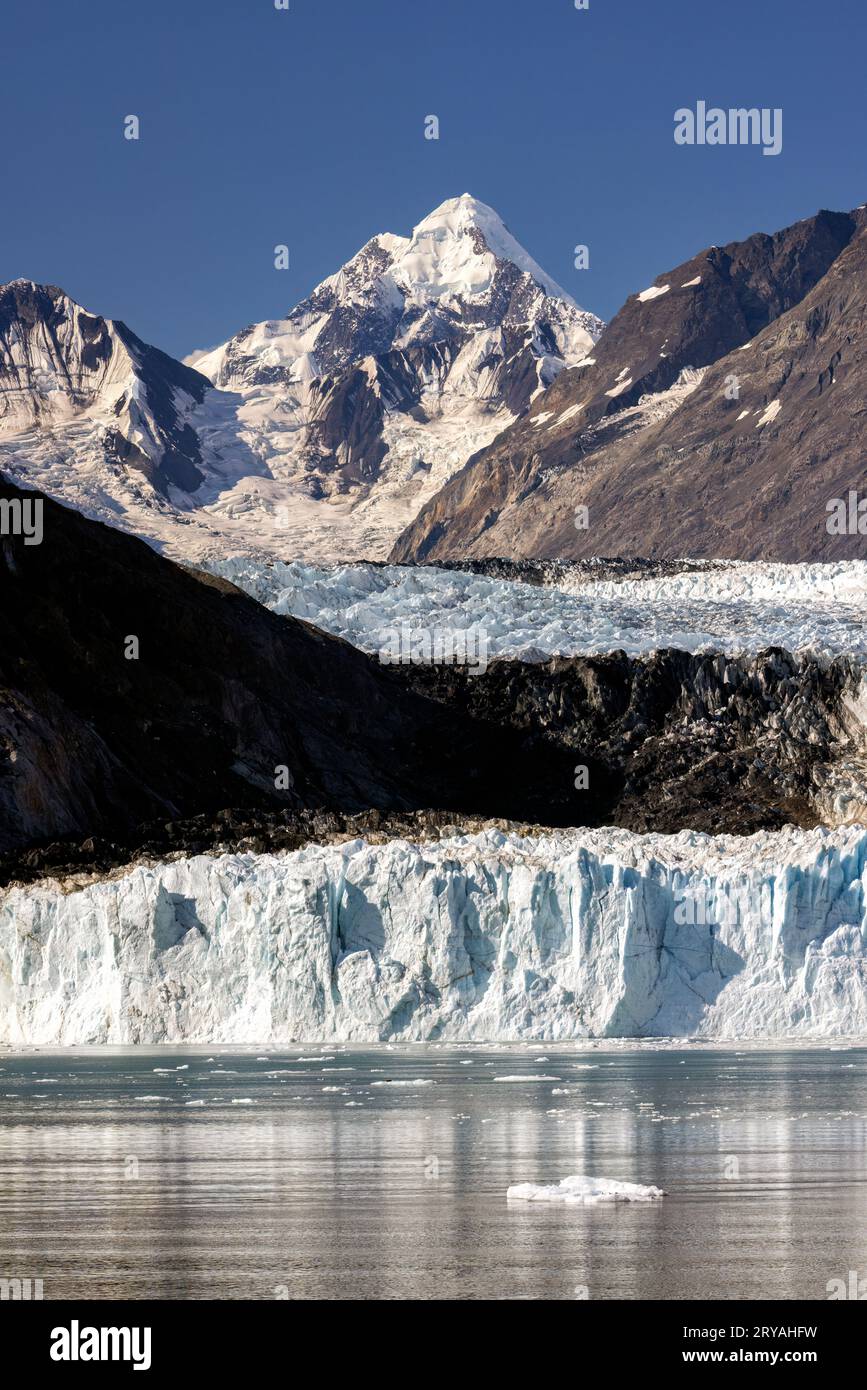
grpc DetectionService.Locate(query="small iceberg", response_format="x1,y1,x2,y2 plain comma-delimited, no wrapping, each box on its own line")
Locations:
494,1074,558,1082
507,1175,665,1204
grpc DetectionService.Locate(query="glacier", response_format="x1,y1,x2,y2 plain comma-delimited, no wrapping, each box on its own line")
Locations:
3,825,867,1045
204,555,867,662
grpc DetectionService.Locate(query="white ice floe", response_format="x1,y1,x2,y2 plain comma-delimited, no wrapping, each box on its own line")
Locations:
5,825,867,1044
507,1175,665,1203
494,1075,558,1082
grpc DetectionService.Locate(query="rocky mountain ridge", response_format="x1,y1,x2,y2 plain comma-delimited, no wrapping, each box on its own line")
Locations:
0,196,601,563
390,205,867,564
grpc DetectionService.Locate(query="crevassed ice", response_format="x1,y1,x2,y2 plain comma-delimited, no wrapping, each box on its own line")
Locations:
4,825,867,1045
204,556,867,662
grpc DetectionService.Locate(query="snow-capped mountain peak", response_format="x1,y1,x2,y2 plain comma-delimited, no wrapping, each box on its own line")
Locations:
173,195,603,560
0,278,211,499
395,193,577,305
194,193,599,391
0,197,602,564
0,279,125,432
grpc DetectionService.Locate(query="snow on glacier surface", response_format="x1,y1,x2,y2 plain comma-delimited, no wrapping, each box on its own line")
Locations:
3,825,867,1045
204,556,867,662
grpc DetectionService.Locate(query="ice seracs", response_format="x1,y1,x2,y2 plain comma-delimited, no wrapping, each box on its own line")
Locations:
203,554,867,663
5,824,867,1044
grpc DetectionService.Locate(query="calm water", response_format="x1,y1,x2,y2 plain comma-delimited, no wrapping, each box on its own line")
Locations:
1,1044,866,1300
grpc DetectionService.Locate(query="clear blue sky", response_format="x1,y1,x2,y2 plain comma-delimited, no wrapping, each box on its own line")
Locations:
2,0,864,358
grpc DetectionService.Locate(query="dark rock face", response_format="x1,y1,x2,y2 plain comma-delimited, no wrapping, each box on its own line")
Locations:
390,206,867,564
416,555,726,588
0,480,592,866
0,808,538,889
398,648,867,836
2,487,864,887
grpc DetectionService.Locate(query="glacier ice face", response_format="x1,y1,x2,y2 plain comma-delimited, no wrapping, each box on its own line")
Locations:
204,555,867,663
3,826,867,1045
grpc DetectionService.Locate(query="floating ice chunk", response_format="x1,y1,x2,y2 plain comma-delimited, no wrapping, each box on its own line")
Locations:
494,1074,558,1082
507,1175,665,1204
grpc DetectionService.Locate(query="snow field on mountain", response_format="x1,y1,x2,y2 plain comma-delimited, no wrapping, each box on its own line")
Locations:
0,197,603,565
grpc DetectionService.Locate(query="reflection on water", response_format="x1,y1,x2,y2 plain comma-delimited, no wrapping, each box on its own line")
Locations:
1,1044,866,1300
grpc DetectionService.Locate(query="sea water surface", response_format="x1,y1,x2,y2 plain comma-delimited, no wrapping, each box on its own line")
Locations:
1,1044,866,1300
